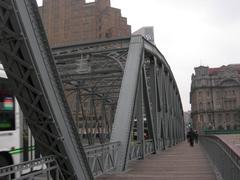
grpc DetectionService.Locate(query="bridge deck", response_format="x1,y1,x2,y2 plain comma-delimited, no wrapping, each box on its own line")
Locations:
97,141,217,180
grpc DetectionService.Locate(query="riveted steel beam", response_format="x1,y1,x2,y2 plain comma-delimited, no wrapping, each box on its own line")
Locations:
110,36,144,171
111,36,184,171
0,0,93,179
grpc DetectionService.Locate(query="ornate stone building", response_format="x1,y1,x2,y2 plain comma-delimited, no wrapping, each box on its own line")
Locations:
39,0,131,46
190,64,240,133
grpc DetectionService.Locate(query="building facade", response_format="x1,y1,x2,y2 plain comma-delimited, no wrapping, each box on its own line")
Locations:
190,64,240,133
39,0,131,46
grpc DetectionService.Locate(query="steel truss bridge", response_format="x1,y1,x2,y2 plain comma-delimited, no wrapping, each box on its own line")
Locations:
0,0,185,179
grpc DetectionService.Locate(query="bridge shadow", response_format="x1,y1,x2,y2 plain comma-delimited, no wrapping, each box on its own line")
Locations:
97,141,217,180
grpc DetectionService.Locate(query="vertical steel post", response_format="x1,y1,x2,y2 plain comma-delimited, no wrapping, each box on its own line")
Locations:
111,36,144,171
142,66,157,153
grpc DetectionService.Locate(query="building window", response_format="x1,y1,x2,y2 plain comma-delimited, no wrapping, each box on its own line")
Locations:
234,113,240,125
224,100,229,109
233,90,235,95
218,114,222,122
208,114,212,123
105,32,112,38
198,91,202,98
224,91,227,96
199,102,203,111
206,91,210,97
200,114,204,128
233,99,236,109
225,113,230,122
207,102,211,109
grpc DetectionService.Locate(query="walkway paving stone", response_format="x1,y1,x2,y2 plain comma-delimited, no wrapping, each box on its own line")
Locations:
97,141,217,180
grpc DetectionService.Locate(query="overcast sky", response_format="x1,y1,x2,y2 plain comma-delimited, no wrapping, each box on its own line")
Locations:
36,0,240,111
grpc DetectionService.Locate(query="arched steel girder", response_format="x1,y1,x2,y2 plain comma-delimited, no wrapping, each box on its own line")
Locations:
111,35,184,171
53,41,129,145
52,35,184,171
0,0,93,179
0,0,184,179
92,54,125,71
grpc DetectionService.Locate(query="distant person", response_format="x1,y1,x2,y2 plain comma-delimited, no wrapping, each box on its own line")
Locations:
194,130,198,144
187,128,195,147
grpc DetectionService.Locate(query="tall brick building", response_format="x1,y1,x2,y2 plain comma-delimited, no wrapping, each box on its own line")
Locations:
190,64,240,133
39,0,131,46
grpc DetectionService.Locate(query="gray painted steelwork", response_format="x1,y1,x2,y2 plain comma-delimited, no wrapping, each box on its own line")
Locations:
0,143,121,179
47,35,184,174
48,34,184,174
53,38,130,146
129,139,154,161
0,156,64,179
111,36,184,171
0,0,92,179
0,0,184,177
84,141,121,177
110,36,145,171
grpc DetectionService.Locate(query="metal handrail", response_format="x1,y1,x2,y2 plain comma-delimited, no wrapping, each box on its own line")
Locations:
201,136,240,180
84,141,121,177
0,155,64,180
0,142,121,179
129,139,154,161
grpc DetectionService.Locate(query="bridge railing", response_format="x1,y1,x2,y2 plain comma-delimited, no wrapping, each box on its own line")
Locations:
200,135,240,180
0,155,64,180
129,139,154,160
204,130,240,135
84,141,121,177
0,142,121,179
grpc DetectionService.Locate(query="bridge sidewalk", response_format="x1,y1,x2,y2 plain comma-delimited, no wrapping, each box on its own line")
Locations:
97,141,217,180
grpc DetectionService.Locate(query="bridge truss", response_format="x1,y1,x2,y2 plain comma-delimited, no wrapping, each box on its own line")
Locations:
53,36,185,171
0,0,93,179
0,0,184,179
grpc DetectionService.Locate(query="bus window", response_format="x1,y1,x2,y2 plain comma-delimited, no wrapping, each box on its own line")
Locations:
0,95,15,131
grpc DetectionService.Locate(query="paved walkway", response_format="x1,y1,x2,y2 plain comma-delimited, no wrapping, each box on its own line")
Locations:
97,141,217,180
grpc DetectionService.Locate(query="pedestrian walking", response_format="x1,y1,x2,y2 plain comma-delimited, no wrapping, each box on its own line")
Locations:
187,128,195,147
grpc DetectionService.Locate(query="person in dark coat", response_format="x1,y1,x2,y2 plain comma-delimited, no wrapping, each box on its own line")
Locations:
187,128,195,147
